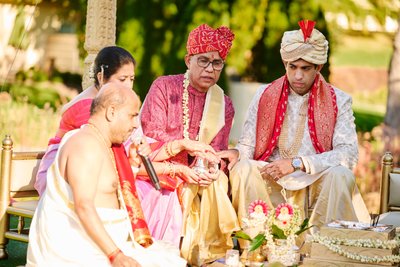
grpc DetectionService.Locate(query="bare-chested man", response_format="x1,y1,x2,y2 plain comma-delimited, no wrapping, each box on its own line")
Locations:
27,82,186,267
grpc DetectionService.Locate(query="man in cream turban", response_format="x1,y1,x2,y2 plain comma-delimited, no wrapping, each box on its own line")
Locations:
219,20,370,235
140,24,239,266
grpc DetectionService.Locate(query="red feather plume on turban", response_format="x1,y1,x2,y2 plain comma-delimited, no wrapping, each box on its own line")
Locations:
298,20,316,42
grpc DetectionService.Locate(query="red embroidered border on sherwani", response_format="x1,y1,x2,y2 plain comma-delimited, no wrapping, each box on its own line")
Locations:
254,74,338,161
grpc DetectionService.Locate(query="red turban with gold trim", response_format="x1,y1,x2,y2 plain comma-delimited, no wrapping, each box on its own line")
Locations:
186,24,235,60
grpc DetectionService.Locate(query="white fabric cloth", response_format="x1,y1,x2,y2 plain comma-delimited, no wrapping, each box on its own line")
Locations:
27,130,186,267
236,84,359,174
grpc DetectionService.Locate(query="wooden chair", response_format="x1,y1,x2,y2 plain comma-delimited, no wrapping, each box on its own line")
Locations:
0,135,44,259
379,152,400,227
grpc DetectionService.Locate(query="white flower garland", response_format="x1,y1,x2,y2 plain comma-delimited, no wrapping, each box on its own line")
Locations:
310,234,400,264
182,70,190,139
310,234,399,249
241,216,267,228
265,231,298,266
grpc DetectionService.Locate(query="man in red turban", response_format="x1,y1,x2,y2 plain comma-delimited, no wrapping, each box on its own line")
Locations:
139,24,239,266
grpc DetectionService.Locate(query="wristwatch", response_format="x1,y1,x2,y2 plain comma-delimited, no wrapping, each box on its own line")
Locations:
291,157,302,171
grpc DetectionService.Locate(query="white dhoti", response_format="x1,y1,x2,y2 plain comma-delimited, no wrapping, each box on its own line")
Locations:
27,143,186,267
230,159,370,232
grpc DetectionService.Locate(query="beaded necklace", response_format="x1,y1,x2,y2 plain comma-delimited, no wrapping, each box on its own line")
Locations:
86,123,121,201
87,123,114,162
182,70,201,141
278,98,308,159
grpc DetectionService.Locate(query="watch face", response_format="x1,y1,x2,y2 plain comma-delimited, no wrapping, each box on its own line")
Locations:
292,158,302,168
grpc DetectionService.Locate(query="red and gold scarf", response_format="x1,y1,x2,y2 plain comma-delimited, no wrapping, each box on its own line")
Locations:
112,145,153,247
254,74,338,161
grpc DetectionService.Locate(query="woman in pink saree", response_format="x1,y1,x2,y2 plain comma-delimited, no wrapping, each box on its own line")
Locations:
35,46,137,195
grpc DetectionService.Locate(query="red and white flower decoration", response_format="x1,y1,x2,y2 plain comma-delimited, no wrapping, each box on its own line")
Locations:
275,203,294,220
248,199,269,217
274,203,294,229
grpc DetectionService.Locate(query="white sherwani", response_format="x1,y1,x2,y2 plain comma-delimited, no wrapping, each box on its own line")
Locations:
26,130,187,267
230,84,370,232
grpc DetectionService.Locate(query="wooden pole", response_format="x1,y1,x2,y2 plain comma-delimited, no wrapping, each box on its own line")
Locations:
81,0,116,90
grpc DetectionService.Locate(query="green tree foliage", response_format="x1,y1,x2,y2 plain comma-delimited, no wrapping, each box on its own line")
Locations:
245,0,330,83
48,0,396,99
116,0,234,99
115,0,334,97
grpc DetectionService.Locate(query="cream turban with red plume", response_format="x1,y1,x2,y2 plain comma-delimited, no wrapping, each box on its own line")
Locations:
280,20,328,65
186,24,235,60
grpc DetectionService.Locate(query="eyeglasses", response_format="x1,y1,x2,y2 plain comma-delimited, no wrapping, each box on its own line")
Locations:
196,57,224,71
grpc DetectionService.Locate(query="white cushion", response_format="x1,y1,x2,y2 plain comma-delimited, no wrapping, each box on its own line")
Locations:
388,173,400,207
10,159,40,192
378,212,400,227
11,199,38,212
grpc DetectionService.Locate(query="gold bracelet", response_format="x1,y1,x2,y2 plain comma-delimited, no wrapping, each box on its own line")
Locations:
169,140,178,157
175,165,181,176
165,142,174,158
169,163,176,179
162,161,169,175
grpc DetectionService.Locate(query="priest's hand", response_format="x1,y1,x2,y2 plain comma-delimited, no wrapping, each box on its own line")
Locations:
128,137,151,167
111,252,141,267
259,158,293,182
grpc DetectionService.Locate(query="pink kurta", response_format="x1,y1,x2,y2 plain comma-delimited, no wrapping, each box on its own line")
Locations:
141,74,234,151
139,74,235,254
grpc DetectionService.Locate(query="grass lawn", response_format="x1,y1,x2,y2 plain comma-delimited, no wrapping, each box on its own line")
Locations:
352,87,386,132
331,32,394,68
354,108,384,132
0,216,30,267
0,241,27,267
331,32,390,132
